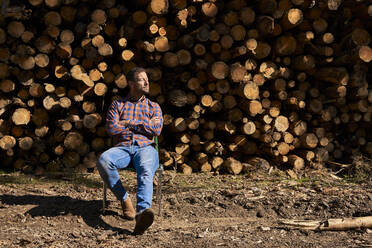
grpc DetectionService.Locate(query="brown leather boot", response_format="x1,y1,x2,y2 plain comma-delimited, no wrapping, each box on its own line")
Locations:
133,208,154,235
121,197,135,220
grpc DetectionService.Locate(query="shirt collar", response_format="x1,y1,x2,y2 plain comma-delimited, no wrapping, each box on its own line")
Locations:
125,95,146,102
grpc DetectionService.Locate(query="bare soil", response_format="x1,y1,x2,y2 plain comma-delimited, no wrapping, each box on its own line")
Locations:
0,170,371,248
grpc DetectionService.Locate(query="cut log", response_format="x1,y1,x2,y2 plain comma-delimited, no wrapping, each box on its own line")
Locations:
29,0,43,6
281,8,303,30
245,157,270,171
162,52,179,68
280,216,372,231
211,61,229,80
179,163,192,174
288,154,305,170
202,2,218,17
18,137,33,151
91,137,105,151
223,157,243,175
12,108,31,125
242,121,256,135
211,156,223,170
45,11,62,26
45,0,61,8
253,42,271,59
35,54,49,68
300,133,319,149
0,79,15,93
274,116,289,132
98,43,113,56
29,83,44,98
275,35,297,56
258,0,277,15
83,113,102,129
151,0,169,15
175,143,190,155
168,89,187,107
61,151,80,168
358,46,372,63
292,55,315,71
94,83,107,96
171,117,187,132
230,63,246,82
0,135,16,150
19,56,35,70
177,49,192,65
63,132,83,150
231,25,246,41
243,81,259,100
201,95,213,107
7,22,25,38
314,67,349,85
290,120,307,136
296,150,315,161
278,142,290,155
239,7,255,25
155,36,170,52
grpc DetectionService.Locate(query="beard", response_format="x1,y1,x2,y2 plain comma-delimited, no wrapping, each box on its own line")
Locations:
138,85,149,95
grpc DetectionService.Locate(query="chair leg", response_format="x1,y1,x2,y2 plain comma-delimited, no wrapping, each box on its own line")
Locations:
103,182,107,213
156,165,163,216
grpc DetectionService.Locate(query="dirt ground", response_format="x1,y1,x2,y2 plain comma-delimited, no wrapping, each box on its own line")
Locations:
0,170,371,248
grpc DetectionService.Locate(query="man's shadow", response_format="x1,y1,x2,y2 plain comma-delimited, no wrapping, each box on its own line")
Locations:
0,194,132,235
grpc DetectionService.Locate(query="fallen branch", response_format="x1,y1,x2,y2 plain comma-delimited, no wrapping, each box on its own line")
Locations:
326,161,352,168
280,216,372,231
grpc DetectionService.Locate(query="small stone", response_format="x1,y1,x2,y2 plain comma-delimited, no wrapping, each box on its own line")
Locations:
256,205,266,218
97,233,107,241
168,197,179,205
367,193,372,200
196,233,204,238
260,226,271,231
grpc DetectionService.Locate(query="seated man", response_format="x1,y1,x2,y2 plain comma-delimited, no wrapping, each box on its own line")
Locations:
96,67,163,235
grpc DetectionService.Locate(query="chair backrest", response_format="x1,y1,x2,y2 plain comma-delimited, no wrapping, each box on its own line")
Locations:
154,136,159,152
154,136,163,171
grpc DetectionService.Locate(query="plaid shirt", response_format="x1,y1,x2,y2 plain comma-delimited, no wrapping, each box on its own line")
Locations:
106,96,163,147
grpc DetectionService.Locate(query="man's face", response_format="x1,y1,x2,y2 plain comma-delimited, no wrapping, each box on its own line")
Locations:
130,71,149,95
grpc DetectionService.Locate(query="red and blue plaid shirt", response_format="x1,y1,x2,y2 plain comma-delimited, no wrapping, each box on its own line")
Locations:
106,96,163,147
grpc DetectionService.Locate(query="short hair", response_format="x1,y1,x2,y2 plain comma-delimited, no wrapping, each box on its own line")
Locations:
127,67,146,82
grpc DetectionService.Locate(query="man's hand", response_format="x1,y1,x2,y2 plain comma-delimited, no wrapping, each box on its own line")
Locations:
118,117,160,130
118,120,131,127
150,117,161,126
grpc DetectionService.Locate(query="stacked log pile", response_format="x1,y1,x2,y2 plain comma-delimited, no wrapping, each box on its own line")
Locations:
0,0,371,175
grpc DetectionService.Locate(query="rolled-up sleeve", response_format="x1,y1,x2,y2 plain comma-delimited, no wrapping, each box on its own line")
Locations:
106,100,130,136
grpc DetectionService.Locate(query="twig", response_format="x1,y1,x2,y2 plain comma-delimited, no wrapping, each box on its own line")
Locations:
333,168,346,175
326,161,352,168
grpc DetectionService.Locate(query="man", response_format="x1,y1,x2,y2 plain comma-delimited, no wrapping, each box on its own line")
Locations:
96,67,163,235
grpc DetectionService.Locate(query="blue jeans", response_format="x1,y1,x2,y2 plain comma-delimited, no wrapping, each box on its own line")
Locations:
96,144,159,213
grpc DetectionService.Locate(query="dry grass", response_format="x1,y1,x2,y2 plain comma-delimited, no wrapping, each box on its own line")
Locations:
347,154,372,182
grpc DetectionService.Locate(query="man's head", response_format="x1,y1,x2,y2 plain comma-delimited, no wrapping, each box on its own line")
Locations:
127,67,149,97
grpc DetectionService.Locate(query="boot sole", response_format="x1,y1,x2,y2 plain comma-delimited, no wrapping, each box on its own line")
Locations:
133,209,154,235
